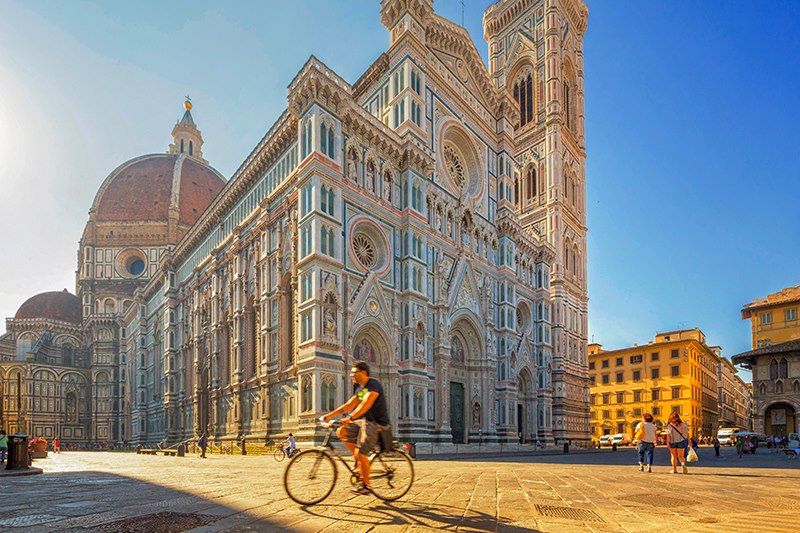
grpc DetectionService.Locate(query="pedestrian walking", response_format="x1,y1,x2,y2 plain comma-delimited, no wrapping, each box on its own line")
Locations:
666,412,690,474
735,435,744,458
198,433,208,459
53,437,61,454
712,437,720,457
633,413,657,472
0,429,8,464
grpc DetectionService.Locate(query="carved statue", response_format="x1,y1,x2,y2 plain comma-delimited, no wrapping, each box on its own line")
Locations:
323,306,337,335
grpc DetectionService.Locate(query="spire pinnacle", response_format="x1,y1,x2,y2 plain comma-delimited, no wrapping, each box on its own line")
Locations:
168,97,205,162
184,96,192,111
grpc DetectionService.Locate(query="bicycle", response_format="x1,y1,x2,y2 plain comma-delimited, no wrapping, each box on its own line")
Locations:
274,446,300,462
283,419,414,505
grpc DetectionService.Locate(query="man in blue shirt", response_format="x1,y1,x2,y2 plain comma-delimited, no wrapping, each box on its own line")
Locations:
323,361,390,495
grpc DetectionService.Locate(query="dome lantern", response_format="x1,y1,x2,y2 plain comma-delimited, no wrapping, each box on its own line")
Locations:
168,96,206,163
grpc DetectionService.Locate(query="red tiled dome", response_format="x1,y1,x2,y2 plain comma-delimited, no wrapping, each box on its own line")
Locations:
93,154,224,226
15,289,82,324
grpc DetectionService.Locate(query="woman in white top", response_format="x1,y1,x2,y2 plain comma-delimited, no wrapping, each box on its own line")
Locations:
666,412,690,474
633,413,657,472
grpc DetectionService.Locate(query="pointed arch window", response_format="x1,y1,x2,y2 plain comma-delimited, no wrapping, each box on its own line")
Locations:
526,166,537,201
513,72,534,127
770,359,779,380
514,175,520,206
189,140,194,156
320,122,335,159
180,139,185,153
779,357,788,379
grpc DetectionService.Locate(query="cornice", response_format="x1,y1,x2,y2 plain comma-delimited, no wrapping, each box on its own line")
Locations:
484,0,588,39
380,0,434,29
287,56,351,117
352,53,390,102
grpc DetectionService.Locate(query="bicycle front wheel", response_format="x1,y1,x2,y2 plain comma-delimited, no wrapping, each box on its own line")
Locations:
283,450,338,505
368,450,414,501
274,448,286,462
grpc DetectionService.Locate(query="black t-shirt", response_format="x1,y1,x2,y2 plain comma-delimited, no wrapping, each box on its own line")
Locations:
354,377,390,425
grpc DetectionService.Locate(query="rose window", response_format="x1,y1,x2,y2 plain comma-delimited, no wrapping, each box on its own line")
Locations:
352,233,377,269
443,142,465,188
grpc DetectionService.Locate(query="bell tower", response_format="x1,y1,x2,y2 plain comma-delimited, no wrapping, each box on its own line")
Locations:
484,0,590,443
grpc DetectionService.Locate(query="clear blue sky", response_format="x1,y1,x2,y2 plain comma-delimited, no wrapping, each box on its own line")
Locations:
0,1,798,372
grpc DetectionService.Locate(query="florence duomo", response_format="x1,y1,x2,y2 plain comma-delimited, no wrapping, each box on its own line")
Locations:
0,0,590,448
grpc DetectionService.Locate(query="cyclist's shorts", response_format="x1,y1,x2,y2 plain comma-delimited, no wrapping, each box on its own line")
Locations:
342,419,384,454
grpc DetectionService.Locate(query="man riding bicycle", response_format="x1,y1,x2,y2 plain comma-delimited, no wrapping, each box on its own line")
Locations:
323,361,390,495
283,433,297,458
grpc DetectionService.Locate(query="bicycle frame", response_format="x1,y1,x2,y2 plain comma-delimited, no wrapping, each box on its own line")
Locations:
316,421,396,484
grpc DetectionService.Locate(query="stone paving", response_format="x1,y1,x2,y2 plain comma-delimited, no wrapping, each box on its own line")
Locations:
3,446,800,532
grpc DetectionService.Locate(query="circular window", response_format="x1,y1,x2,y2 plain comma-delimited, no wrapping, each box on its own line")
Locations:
116,248,147,279
443,141,465,188
349,221,390,273
128,259,145,276
352,233,377,269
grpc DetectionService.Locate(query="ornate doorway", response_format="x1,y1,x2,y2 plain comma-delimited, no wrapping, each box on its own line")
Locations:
450,382,465,444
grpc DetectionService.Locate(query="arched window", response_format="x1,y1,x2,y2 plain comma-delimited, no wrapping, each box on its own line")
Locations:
563,81,571,129
526,166,537,201
514,175,520,206
180,139,184,153
320,121,335,159
779,357,788,379
770,359,778,380
62,344,74,366
189,140,194,156
321,378,336,411
104,298,115,315
793,380,800,393
513,72,534,127
321,185,328,213
301,375,312,412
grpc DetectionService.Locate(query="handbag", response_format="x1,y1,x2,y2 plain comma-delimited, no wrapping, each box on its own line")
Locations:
686,446,699,462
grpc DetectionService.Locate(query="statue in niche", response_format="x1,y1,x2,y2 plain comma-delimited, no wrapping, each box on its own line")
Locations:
472,402,481,429
323,305,336,336
415,323,426,364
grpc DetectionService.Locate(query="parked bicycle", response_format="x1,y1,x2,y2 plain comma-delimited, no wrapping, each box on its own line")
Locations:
283,419,414,505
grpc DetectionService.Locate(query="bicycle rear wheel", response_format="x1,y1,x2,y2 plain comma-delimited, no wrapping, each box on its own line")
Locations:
274,448,285,462
368,450,414,501
283,450,338,505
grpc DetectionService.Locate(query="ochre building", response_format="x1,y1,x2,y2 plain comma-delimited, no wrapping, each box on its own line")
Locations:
588,329,750,440
733,284,800,437
0,0,591,447
741,284,800,349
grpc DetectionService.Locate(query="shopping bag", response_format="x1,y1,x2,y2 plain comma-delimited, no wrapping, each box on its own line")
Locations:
686,446,699,462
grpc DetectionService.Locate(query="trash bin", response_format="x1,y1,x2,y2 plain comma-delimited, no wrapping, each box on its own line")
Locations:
177,443,185,457
563,441,570,454
7,435,29,470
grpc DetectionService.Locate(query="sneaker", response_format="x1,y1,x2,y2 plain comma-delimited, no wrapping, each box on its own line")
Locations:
682,463,688,474
351,484,372,496
639,464,644,472
647,466,652,473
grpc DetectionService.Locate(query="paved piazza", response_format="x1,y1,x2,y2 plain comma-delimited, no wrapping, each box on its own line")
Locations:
4,447,799,532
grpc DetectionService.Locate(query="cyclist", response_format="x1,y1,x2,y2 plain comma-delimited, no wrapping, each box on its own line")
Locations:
284,433,297,458
323,361,390,495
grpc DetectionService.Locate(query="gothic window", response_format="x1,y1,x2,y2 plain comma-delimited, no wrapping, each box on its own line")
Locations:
301,119,313,159
563,81,571,129
319,184,335,216
320,226,335,257
513,72,534,127
301,375,312,412
189,140,194,156
514,175,520,206
526,165,537,201
180,139,184,153
65,391,78,423
320,121,335,159
794,380,800,393
413,388,424,418
411,180,422,211
779,357,788,378
770,359,778,380
321,377,336,411
62,344,74,366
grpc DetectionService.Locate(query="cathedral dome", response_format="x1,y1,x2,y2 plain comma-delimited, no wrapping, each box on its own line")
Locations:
91,153,225,226
15,289,82,324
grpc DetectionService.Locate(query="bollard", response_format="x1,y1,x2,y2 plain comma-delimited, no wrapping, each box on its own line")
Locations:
241,438,247,455
177,443,185,457
612,442,617,452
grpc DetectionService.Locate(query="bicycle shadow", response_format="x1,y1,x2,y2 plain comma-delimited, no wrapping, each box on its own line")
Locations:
299,499,540,531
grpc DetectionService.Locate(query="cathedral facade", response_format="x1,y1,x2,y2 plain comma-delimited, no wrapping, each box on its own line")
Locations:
0,0,589,447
